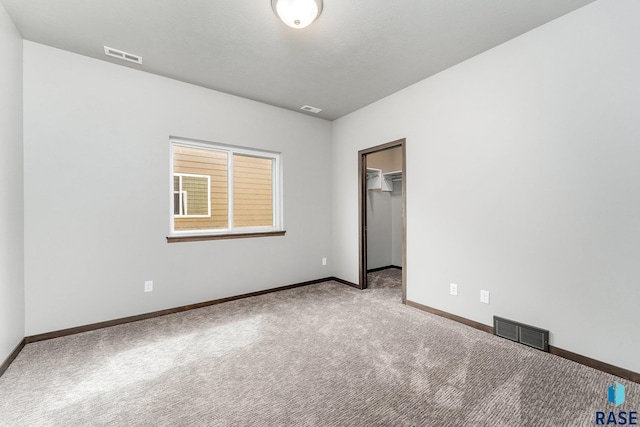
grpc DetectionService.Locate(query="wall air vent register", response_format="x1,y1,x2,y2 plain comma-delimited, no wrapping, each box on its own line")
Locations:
300,105,322,113
104,46,142,64
494,316,549,352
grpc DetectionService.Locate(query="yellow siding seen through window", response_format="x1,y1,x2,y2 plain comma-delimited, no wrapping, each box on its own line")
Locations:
173,145,228,230
181,175,209,215
233,154,273,228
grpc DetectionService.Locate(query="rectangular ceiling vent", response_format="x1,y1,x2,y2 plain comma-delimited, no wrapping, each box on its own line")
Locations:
104,46,142,65
494,316,549,352
300,105,322,114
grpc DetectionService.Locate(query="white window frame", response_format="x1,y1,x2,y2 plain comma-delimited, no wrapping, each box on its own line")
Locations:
170,137,283,237
173,173,211,218
174,190,187,216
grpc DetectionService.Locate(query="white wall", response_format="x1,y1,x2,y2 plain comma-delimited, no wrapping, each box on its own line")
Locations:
0,2,24,363
365,147,403,270
367,148,402,174
23,42,333,335
332,0,640,373
366,183,403,270
366,189,392,269
391,181,402,267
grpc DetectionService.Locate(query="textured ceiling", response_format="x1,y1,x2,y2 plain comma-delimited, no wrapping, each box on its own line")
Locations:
2,0,596,120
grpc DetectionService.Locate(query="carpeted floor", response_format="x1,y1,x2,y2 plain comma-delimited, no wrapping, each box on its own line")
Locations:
0,268,637,426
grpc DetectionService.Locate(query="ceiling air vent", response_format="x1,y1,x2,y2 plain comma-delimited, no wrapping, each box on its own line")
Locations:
104,46,142,65
300,105,322,114
494,316,549,352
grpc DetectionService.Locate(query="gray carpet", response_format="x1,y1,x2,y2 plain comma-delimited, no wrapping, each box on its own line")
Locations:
0,269,637,426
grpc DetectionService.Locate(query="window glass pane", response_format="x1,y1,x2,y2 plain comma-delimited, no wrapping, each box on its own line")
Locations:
233,154,273,228
182,176,209,215
173,192,181,215
173,176,182,215
173,145,228,230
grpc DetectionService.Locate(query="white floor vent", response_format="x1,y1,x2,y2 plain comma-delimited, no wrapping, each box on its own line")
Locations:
494,316,549,352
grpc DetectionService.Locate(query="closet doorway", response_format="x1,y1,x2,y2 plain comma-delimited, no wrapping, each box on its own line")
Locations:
358,139,406,303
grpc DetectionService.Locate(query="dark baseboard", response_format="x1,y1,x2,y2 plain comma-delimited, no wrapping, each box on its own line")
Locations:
26,277,334,344
0,338,25,377
16,278,637,385
331,277,360,289
406,300,493,333
406,299,639,384
548,345,640,384
367,265,402,273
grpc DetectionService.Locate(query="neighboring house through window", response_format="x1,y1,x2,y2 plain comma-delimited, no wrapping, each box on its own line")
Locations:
173,174,210,217
170,137,282,237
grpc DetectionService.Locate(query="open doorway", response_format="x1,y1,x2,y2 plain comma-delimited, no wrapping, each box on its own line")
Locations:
358,139,406,303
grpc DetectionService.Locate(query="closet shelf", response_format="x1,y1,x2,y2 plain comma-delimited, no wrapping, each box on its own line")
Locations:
366,168,382,190
382,170,402,192
367,169,402,191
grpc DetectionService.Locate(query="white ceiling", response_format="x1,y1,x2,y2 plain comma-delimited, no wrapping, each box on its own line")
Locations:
2,0,596,120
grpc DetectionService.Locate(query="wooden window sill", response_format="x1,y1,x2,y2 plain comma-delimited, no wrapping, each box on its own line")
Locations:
167,230,286,243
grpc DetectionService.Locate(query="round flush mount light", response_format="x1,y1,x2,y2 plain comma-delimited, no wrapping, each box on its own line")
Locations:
272,0,323,29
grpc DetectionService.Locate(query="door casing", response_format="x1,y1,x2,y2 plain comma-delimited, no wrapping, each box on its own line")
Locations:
358,138,406,303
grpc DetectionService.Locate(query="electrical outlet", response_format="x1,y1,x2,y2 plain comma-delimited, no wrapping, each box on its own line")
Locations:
144,280,153,292
480,289,490,304
449,283,458,296
322,257,327,266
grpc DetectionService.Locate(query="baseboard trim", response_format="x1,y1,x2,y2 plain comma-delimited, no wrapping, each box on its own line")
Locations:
331,277,360,288
0,338,26,377
406,300,493,333
16,280,636,384
366,265,402,273
548,345,640,384
25,277,334,344
406,299,639,384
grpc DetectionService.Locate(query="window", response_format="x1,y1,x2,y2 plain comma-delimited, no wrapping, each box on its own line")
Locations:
170,138,282,239
173,174,210,217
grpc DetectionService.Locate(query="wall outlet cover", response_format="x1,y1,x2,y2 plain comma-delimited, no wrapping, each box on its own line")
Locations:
450,283,458,296
144,280,153,292
480,289,490,304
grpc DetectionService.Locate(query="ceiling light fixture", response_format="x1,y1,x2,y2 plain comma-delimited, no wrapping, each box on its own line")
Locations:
272,0,323,29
